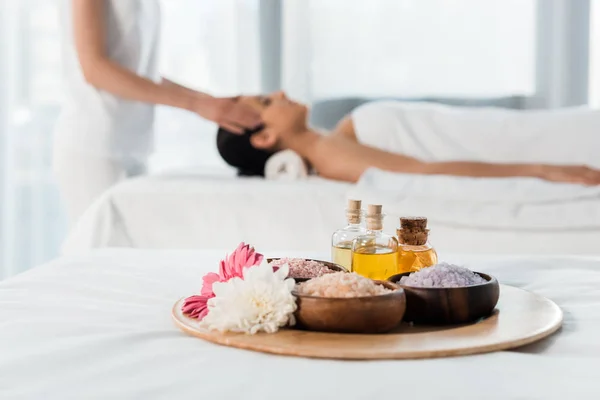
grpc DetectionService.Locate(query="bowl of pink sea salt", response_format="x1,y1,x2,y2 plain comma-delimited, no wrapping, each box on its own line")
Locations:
388,262,499,325
292,272,406,333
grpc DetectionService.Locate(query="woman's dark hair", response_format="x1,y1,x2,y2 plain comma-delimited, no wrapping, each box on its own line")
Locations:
216,126,275,177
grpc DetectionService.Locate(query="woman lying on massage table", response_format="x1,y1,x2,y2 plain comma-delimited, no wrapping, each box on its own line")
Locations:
216,92,600,185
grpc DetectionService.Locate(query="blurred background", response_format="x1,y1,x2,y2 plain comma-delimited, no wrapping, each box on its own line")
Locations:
0,0,599,278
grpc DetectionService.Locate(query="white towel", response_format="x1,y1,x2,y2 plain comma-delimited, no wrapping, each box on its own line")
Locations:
264,150,309,181
351,101,600,168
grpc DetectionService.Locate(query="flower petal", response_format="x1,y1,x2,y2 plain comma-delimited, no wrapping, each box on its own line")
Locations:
201,272,220,297
256,252,264,265
231,243,245,273
218,257,229,280
274,263,290,280
238,243,248,264
181,295,211,320
198,306,210,320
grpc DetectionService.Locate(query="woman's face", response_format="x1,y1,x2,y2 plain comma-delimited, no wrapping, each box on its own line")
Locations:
236,91,300,150
237,91,287,113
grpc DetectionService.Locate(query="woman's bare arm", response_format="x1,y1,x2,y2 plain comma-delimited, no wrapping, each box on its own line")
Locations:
284,132,543,183
73,0,198,108
71,0,261,132
291,132,600,185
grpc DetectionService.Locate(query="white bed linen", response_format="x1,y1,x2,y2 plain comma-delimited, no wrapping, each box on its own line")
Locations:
62,170,600,257
62,170,351,255
353,168,600,229
0,249,599,399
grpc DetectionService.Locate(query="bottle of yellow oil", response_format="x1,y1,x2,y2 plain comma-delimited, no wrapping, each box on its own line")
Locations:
331,199,366,271
351,204,399,280
396,216,438,273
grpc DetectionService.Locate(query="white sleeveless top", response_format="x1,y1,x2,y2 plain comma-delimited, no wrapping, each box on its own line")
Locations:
351,101,600,168
54,0,161,160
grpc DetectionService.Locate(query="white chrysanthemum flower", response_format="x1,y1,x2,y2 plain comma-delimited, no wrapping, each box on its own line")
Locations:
200,261,297,335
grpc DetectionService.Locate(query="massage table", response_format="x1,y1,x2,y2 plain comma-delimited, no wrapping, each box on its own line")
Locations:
61,166,600,257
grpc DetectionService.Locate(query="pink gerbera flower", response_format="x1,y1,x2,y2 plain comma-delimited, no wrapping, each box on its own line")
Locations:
181,295,211,319
182,243,264,320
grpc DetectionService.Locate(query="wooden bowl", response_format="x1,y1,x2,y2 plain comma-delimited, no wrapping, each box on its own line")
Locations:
292,281,406,333
388,272,500,325
266,258,348,282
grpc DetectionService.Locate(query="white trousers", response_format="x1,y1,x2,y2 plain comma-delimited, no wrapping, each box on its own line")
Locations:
53,147,146,226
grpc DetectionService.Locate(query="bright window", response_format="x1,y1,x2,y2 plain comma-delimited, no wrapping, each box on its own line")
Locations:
283,0,537,101
589,0,600,106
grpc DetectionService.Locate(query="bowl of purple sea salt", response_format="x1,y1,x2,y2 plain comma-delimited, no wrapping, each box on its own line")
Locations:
388,262,499,325
267,258,347,282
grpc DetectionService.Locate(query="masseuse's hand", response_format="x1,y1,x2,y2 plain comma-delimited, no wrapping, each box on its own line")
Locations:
195,96,262,134
537,164,600,185
261,92,309,137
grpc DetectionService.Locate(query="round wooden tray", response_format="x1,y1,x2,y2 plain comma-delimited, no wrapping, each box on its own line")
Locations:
172,284,563,360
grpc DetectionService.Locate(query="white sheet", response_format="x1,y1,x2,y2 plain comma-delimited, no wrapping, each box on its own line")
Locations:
63,171,351,255
62,170,600,257
352,168,600,229
1,249,599,399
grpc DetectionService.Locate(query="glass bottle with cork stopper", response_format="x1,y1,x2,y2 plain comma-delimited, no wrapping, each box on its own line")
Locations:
396,216,438,273
351,204,399,280
331,199,365,271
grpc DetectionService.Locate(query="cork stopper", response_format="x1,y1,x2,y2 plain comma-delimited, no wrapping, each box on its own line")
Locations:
397,216,429,245
400,216,428,231
365,204,384,230
348,199,361,210
346,199,362,224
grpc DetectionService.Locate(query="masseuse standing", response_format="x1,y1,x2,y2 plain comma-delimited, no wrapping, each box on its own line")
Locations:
54,0,261,225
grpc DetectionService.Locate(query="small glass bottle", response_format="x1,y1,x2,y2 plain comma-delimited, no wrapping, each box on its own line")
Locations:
396,217,438,273
352,204,399,280
331,199,365,271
